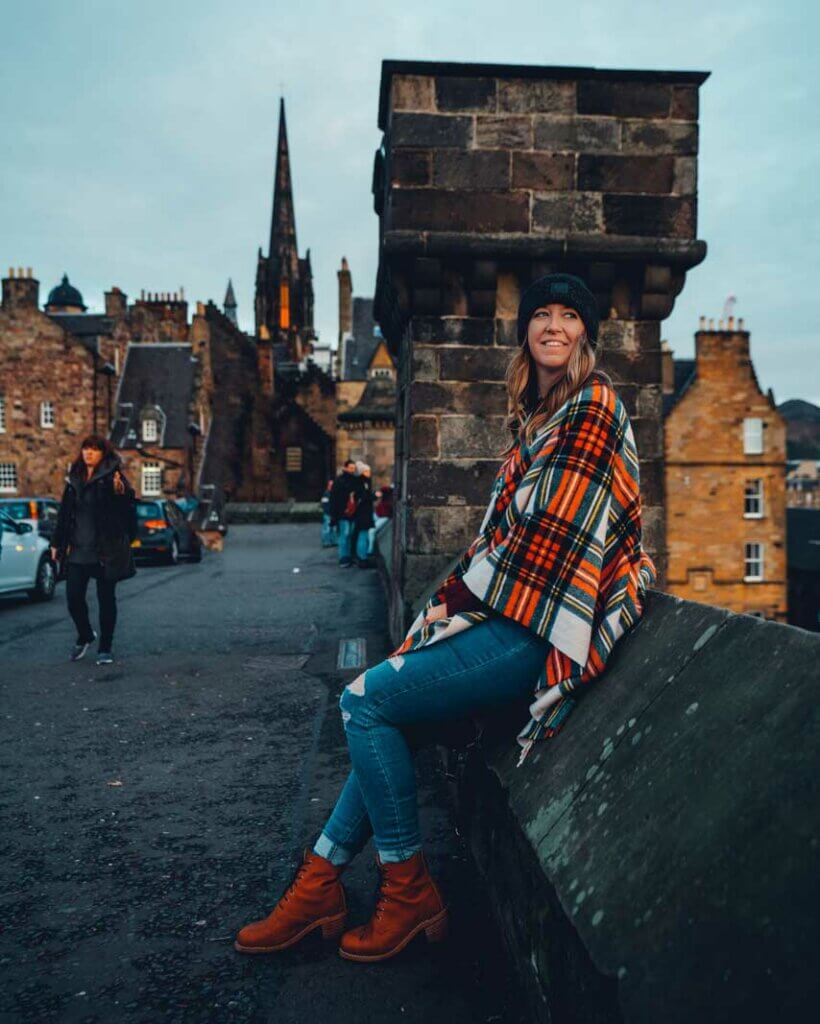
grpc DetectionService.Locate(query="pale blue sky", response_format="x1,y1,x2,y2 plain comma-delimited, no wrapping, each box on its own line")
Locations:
1,0,817,402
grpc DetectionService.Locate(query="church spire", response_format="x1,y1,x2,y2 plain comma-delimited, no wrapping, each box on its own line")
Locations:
269,97,297,267
223,278,237,326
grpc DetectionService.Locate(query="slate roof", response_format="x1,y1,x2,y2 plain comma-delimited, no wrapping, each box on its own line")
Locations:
342,298,383,381
47,313,114,353
787,508,820,573
110,344,195,449
338,377,396,423
663,358,697,418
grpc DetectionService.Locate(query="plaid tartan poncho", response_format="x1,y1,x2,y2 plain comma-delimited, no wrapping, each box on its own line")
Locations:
390,372,657,768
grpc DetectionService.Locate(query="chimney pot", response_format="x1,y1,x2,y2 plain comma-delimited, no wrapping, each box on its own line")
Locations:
9,267,15,279
180,286,185,300
718,318,724,330
26,267,32,278
17,267,23,277
739,317,745,329
728,315,735,329
708,318,714,330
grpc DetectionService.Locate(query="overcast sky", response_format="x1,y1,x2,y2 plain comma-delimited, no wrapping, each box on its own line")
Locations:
1,0,817,403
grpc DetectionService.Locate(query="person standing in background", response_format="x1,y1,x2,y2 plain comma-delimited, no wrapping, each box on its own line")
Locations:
328,460,360,568
319,479,337,548
351,462,375,569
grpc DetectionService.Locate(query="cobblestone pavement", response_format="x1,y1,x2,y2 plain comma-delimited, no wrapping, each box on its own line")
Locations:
0,524,524,1024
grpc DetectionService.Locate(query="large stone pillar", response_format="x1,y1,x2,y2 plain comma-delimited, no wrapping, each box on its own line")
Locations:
373,61,708,639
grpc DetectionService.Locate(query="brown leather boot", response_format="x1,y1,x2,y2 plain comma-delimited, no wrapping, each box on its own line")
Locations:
338,849,448,962
235,848,348,953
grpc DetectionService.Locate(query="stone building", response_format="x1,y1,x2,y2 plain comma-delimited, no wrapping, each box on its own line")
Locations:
335,257,396,486
0,268,117,498
370,59,708,637
662,317,788,621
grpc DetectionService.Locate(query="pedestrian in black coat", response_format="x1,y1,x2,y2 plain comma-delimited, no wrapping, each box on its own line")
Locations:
352,462,375,569
52,435,137,664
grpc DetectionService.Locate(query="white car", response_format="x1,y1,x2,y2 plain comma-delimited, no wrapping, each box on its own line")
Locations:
0,510,56,601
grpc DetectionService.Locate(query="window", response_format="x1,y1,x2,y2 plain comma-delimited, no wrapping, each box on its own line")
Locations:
40,400,55,428
0,463,18,493
0,396,5,433
141,462,162,497
279,280,290,330
743,418,763,454
373,324,383,338
744,480,763,517
744,542,764,581
285,446,302,473
371,367,392,379
142,417,158,443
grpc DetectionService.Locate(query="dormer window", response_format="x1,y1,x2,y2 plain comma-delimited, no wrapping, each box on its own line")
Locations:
142,417,158,443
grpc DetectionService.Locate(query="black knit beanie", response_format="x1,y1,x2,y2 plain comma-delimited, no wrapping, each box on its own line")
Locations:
517,273,600,348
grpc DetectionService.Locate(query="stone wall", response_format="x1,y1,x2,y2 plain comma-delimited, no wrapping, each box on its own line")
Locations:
449,592,819,1023
372,60,709,637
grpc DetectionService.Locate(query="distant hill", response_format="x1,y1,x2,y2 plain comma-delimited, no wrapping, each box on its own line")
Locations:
778,399,820,460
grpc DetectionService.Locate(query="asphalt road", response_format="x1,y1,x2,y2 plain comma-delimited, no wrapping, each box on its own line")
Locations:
0,524,524,1024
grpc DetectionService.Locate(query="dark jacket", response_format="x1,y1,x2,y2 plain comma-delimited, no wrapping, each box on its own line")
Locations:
53,453,138,582
328,471,360,524
353,477,375,531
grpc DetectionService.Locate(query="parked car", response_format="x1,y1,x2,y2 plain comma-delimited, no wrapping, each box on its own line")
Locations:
0,497,60,540
0,510,56,601
132,499,203,565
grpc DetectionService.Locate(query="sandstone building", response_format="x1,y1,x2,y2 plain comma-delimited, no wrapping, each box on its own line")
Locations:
335,257,396,486
662,316,788,621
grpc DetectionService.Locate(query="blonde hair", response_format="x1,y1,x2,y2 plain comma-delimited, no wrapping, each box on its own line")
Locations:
502,333,610,455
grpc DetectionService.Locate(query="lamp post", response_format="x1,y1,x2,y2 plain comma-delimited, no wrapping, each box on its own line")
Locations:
187,421,202,497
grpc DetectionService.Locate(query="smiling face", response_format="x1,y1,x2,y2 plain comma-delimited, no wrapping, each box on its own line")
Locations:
526,303,587,395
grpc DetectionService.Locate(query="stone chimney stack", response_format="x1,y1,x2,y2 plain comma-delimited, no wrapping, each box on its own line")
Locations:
338,257,353,343
372,60,709,635
695,316,752,383
104,286,127,317
2,266,39,312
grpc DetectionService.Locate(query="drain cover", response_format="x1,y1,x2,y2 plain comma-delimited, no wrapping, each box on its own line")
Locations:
337,638,366,670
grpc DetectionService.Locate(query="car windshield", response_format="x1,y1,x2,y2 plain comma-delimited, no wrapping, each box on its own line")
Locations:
0,501,31,520
136,501,163,520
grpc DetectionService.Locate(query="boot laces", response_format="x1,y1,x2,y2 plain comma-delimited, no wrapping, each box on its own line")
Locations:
279,860,311,906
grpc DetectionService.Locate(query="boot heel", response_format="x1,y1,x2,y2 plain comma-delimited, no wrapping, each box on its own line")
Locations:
424,912,448,943
322,914,346,940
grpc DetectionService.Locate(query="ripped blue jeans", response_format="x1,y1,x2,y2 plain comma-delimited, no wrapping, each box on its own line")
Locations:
313,613,551,864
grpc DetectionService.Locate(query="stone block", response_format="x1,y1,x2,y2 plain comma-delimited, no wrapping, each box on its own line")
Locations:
435,76,497,112
391,150,432,187
532,192,604,234
638,453,665,506
512,152,575,190
636,383,663,419
534,116,620,153
673,157,697,196
600,347,662,385
578,154,674,194
391,189,529,232
621,120,698,155
440,415,508,458
412,316,496,345
670,85,699,120
495,319,520,346
631,414,663,458
475,116,533,150
391,74,435,112
410,380,508,415
439,345,512,382
409,415,440,458
603,195,695,238
406,458,500,506
391,113,473,149
433,150,511,190
497,78,576,114
577,80,672,118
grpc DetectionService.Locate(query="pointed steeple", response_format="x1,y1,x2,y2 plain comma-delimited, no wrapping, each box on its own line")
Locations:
223,278,238,326
269,97,298,269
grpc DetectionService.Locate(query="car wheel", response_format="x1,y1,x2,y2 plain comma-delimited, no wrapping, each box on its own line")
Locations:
29,556,56,602
167,537,179,565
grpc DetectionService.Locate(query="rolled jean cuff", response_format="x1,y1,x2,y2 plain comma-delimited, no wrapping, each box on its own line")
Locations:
313,831,356,866
375,843,423,864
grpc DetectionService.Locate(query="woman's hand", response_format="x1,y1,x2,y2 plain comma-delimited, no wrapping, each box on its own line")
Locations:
424,603,448,625
113,471,125,495
49,546,58,563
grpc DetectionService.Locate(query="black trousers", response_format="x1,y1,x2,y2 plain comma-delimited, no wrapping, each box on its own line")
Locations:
66,562,117,650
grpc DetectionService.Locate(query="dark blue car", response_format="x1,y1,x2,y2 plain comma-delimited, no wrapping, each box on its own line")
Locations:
132,499,203,565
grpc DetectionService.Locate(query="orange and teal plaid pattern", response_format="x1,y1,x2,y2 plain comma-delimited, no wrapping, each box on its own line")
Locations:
392,373,657,767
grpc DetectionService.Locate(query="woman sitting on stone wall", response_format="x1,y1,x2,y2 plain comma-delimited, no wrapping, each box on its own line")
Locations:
235,273,657,963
